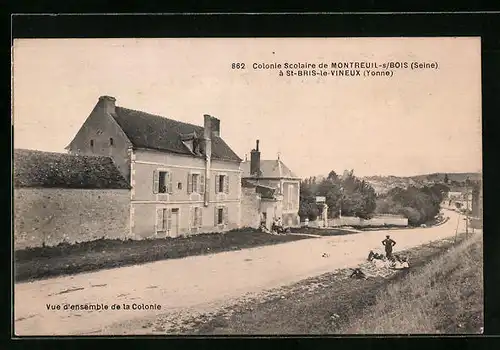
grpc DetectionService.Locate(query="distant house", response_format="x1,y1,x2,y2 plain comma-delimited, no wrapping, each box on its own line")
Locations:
13,149,130,250
65,96,242,239
445,189,473,212
240,140,300,228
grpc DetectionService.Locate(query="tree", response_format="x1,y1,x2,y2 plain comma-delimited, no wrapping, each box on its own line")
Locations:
327,170,339,182
299,169,377,220
444,173,449,184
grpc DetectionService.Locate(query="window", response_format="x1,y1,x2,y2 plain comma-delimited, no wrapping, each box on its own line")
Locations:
217,208,224,225
162,208,168,231
109,137,114,146
216,174,229,194
187,173,204,194
156,208,171,233
178,182,182,190
192,174,199,193
90,139,94,147
159,171,168,193
218,175,225,193
215,206,228,226
193,207,203,228
153,170,172,194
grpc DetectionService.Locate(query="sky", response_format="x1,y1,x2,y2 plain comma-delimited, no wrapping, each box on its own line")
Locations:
12,37,482,178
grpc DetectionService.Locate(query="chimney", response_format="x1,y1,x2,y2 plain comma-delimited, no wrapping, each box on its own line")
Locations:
250,140,261,177
211,117,220,137
99,95,116,115
203,115,212,206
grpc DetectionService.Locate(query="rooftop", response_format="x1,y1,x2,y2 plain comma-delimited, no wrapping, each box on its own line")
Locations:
241,159,299,179
13,149,131,189
111,106,242,163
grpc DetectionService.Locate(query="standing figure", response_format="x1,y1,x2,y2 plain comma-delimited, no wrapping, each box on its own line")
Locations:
382,235,396,259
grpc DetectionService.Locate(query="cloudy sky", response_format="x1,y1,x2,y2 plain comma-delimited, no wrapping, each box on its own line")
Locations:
12,37,482,178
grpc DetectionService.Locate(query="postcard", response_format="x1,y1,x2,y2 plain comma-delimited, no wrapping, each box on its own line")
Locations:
12,37,482,336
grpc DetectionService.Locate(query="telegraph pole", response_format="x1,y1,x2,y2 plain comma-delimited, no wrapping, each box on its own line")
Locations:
454,210,460,244
465,187,468,238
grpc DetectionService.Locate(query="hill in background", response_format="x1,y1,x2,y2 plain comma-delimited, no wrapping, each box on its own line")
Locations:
362,172,481,195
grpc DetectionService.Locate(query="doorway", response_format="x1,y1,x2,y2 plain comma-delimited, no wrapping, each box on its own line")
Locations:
170,208,180,238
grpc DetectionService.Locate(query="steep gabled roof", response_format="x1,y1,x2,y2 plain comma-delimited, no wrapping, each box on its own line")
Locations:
13,149,130,189
111,106,242,163
241,159,299,179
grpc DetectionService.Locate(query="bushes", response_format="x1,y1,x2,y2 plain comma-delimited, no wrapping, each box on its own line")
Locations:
399,207,422,226
378,184,449,226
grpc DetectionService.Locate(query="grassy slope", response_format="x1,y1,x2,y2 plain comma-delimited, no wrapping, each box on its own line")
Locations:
342,233,483,334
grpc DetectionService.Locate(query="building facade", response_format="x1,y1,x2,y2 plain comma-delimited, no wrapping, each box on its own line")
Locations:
241,140,301,228
65,96,242,239
13,149,131,250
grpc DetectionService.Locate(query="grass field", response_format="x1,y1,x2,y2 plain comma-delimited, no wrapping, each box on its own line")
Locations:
14,229,312,282
341,232,483,334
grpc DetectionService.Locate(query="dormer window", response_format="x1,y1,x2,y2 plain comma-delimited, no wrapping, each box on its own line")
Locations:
110,137,114,146
182,139,194,153
180,131,202,155
90,139,94,147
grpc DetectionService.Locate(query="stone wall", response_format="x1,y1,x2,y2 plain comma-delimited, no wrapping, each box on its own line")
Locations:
240,187,261,229
328,215,408,227
301,215,408,228
14,188,130,250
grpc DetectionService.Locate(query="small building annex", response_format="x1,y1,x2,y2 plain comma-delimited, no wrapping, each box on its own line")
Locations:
13,149,131,250
240,140,301,229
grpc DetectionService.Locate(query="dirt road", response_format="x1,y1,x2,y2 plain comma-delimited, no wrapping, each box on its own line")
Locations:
14,209,464,336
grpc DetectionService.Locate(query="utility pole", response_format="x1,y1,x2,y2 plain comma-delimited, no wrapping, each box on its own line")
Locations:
339,186,343,219
465,182,469,239
454,211,461,244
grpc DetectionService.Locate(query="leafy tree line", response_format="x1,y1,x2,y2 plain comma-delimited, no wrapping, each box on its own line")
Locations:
375,183,450,226
299,170,377,221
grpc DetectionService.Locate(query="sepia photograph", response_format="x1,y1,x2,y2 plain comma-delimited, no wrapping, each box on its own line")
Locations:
12,37,483,336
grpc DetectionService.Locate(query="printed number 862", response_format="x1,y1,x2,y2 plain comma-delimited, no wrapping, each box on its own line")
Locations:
231,63,246,69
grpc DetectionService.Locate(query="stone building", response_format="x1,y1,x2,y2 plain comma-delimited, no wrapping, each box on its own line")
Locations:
65,96,242,239
241,140,301,228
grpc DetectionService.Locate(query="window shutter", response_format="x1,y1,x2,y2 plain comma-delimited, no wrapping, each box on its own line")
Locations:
188,207,193,231
193,207,198,228
215,175,219,193
167,209,172,231
155,208,163,232
214,207,218,226
200,175,205,194
224,175,229,194
167,172,173,194
187,173,192,194
198,207,203,227
223,206,229,225
153,170,159,194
